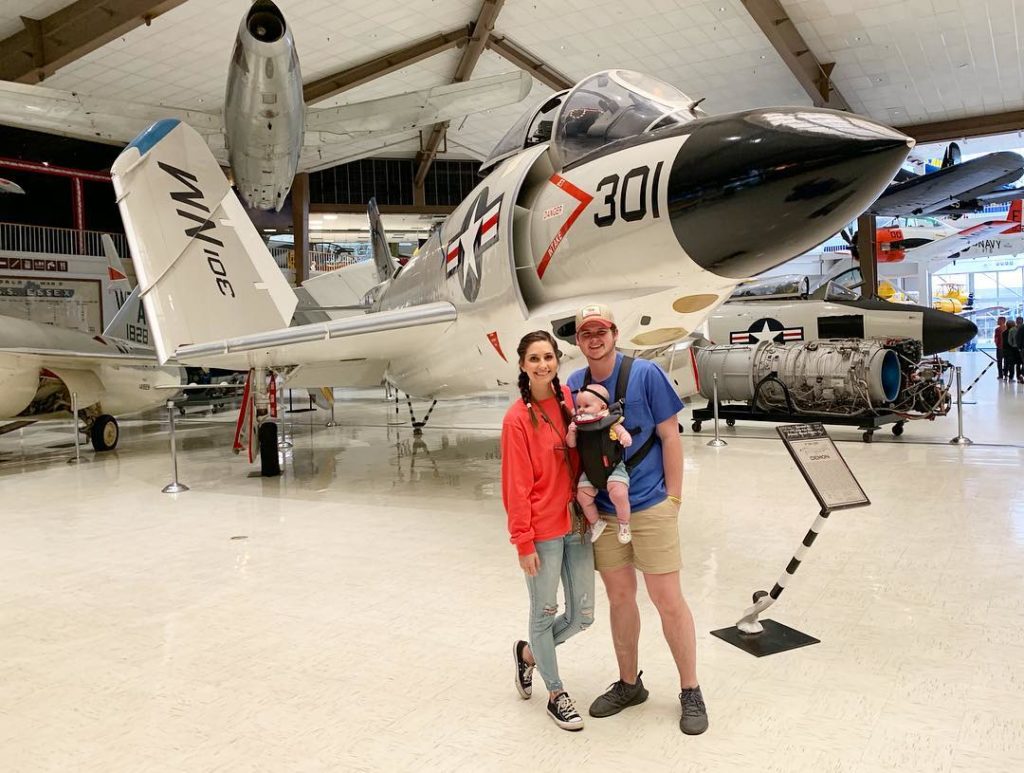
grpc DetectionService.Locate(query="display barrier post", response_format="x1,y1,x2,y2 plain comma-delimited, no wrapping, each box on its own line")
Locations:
706,373,727,448
67,391,89,465
712,423,869,656
948,366,973,445
162,400,190,494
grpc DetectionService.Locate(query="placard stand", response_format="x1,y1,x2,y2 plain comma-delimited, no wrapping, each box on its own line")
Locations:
712,423,869,656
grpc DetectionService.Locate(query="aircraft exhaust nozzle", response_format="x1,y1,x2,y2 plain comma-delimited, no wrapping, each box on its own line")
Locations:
920,307,978,355
247,0,286,43
667,108,914,280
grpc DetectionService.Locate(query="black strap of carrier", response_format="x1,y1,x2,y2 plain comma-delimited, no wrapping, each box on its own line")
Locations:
582,356,658,472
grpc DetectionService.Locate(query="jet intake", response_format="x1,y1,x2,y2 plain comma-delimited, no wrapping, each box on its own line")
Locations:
667,108,913,280
247,1,286,43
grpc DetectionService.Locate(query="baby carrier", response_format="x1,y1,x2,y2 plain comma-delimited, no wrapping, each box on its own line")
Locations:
576,357,658,489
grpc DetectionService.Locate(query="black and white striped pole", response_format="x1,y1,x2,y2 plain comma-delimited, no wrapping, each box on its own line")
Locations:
735,508,831,635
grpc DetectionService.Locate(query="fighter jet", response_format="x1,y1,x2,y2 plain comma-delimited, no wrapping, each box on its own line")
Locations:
0,315,182,451
111,69,913,475
709,275,977,356
0,0,531,210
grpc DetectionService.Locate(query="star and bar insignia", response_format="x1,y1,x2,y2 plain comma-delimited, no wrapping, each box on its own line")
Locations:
445,188,502,302
729,317,804,344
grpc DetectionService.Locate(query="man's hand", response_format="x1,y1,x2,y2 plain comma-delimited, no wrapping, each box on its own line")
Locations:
519,552,540,576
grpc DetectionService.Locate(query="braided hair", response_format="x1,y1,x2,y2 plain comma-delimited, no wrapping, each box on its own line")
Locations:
516,330,573,429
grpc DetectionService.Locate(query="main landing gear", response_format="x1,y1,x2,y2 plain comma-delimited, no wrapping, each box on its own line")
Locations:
88,414,120,452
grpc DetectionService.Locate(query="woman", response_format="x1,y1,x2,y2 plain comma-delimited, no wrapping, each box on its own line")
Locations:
502,330,595,731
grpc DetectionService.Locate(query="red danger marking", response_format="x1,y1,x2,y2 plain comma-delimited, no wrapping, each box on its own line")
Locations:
536,174,594,279
486,331,507,362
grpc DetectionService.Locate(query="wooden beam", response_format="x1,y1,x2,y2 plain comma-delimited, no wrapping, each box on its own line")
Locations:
414,0,506,189
740,0,851,111
303,29,470,104
896,109,1024,144
486,35,573,92
0,0,187,83
291,173,310,286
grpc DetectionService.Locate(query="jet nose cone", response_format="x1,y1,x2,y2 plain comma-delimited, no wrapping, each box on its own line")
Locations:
667,108,913,279
921,307,977,355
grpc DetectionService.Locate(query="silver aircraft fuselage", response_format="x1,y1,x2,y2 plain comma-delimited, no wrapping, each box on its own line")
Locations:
223,0,305,211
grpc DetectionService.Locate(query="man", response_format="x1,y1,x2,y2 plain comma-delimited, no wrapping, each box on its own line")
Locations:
567,303,708,735
1015,316,1024,383
994,316,1006,380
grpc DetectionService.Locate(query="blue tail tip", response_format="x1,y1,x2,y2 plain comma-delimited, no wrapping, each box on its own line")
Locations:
126,119,181,156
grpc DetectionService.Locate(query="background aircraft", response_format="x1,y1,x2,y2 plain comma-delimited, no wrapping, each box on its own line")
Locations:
868,141,1024,217
0,315,182,451
0,177,25,194
0,0,531,210
709,276,977,356
112,69,912,475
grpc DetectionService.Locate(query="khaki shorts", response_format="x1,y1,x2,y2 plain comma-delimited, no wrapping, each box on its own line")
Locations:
593,497,681,574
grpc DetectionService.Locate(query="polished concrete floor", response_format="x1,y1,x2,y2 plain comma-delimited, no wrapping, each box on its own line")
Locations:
2,352,1023,772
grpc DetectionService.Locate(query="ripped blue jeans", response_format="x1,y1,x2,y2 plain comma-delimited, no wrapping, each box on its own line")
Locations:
526,532,595,693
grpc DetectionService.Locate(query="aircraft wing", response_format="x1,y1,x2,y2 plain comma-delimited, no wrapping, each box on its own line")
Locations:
0,346,166,369
298,71,531,172
869,151,1024,216
904,220,1016,262
0,80,224,150
170,301,458,371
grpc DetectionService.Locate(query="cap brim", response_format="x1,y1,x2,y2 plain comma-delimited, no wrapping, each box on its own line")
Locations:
577,317,614,331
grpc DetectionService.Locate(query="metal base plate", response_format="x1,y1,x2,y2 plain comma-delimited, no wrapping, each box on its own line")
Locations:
710,619,820,657
161,482,190,494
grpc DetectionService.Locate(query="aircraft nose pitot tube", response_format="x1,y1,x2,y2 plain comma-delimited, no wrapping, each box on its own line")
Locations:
667,108,914,279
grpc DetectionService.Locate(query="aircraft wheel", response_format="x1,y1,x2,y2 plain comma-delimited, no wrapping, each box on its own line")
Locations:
90,415,119,452
726,419,736,427
862,430,874,443
691,421,702,433
259,422,281,477
892,422,904,436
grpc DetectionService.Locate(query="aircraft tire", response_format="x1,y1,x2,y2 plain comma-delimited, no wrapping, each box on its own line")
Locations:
90,415,119,452
259,422,281,477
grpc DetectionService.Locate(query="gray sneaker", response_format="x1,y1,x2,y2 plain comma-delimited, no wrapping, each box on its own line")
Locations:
679,686,708,735
588,670,649,717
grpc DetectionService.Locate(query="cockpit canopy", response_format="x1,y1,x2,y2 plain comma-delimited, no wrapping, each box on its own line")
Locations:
480,69,706,172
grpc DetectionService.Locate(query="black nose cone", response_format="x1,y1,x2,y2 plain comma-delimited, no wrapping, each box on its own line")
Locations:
667,108,912,279
921,307,978,355
247,0,286,42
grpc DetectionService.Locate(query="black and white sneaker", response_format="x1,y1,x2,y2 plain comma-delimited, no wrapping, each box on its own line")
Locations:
547,691,584,731
513,640,534,699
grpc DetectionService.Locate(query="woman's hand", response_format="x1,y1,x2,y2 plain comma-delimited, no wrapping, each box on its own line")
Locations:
519,552,540,576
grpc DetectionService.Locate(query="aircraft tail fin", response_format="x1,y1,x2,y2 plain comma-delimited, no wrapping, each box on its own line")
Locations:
368,197,397,283
111,119,298,364
1008,199,1022,231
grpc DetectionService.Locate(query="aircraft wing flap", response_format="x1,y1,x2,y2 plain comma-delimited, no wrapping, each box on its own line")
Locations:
174,302,458,367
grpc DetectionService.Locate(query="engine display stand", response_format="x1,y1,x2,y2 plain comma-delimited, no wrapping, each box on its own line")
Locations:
691,403,906,442
712,423,870,657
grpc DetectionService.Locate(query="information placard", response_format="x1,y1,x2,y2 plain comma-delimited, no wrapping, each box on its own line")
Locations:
777,423,869,512
0,276,103,333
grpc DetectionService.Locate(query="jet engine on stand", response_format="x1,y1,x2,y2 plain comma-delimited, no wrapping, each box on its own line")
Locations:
692,338,952,440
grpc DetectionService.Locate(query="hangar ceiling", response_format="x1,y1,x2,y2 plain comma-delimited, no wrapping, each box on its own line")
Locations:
1,0,1022,171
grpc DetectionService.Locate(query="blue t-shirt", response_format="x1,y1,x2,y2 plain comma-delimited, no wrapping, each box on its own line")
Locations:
568,354,683,512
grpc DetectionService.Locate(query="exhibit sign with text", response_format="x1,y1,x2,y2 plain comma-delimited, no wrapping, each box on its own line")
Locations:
777,423,870,512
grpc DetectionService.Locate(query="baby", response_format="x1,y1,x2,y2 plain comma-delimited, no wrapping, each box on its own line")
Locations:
566,383,633,544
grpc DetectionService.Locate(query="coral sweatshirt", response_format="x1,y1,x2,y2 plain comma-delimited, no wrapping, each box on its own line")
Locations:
501,387,578,557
